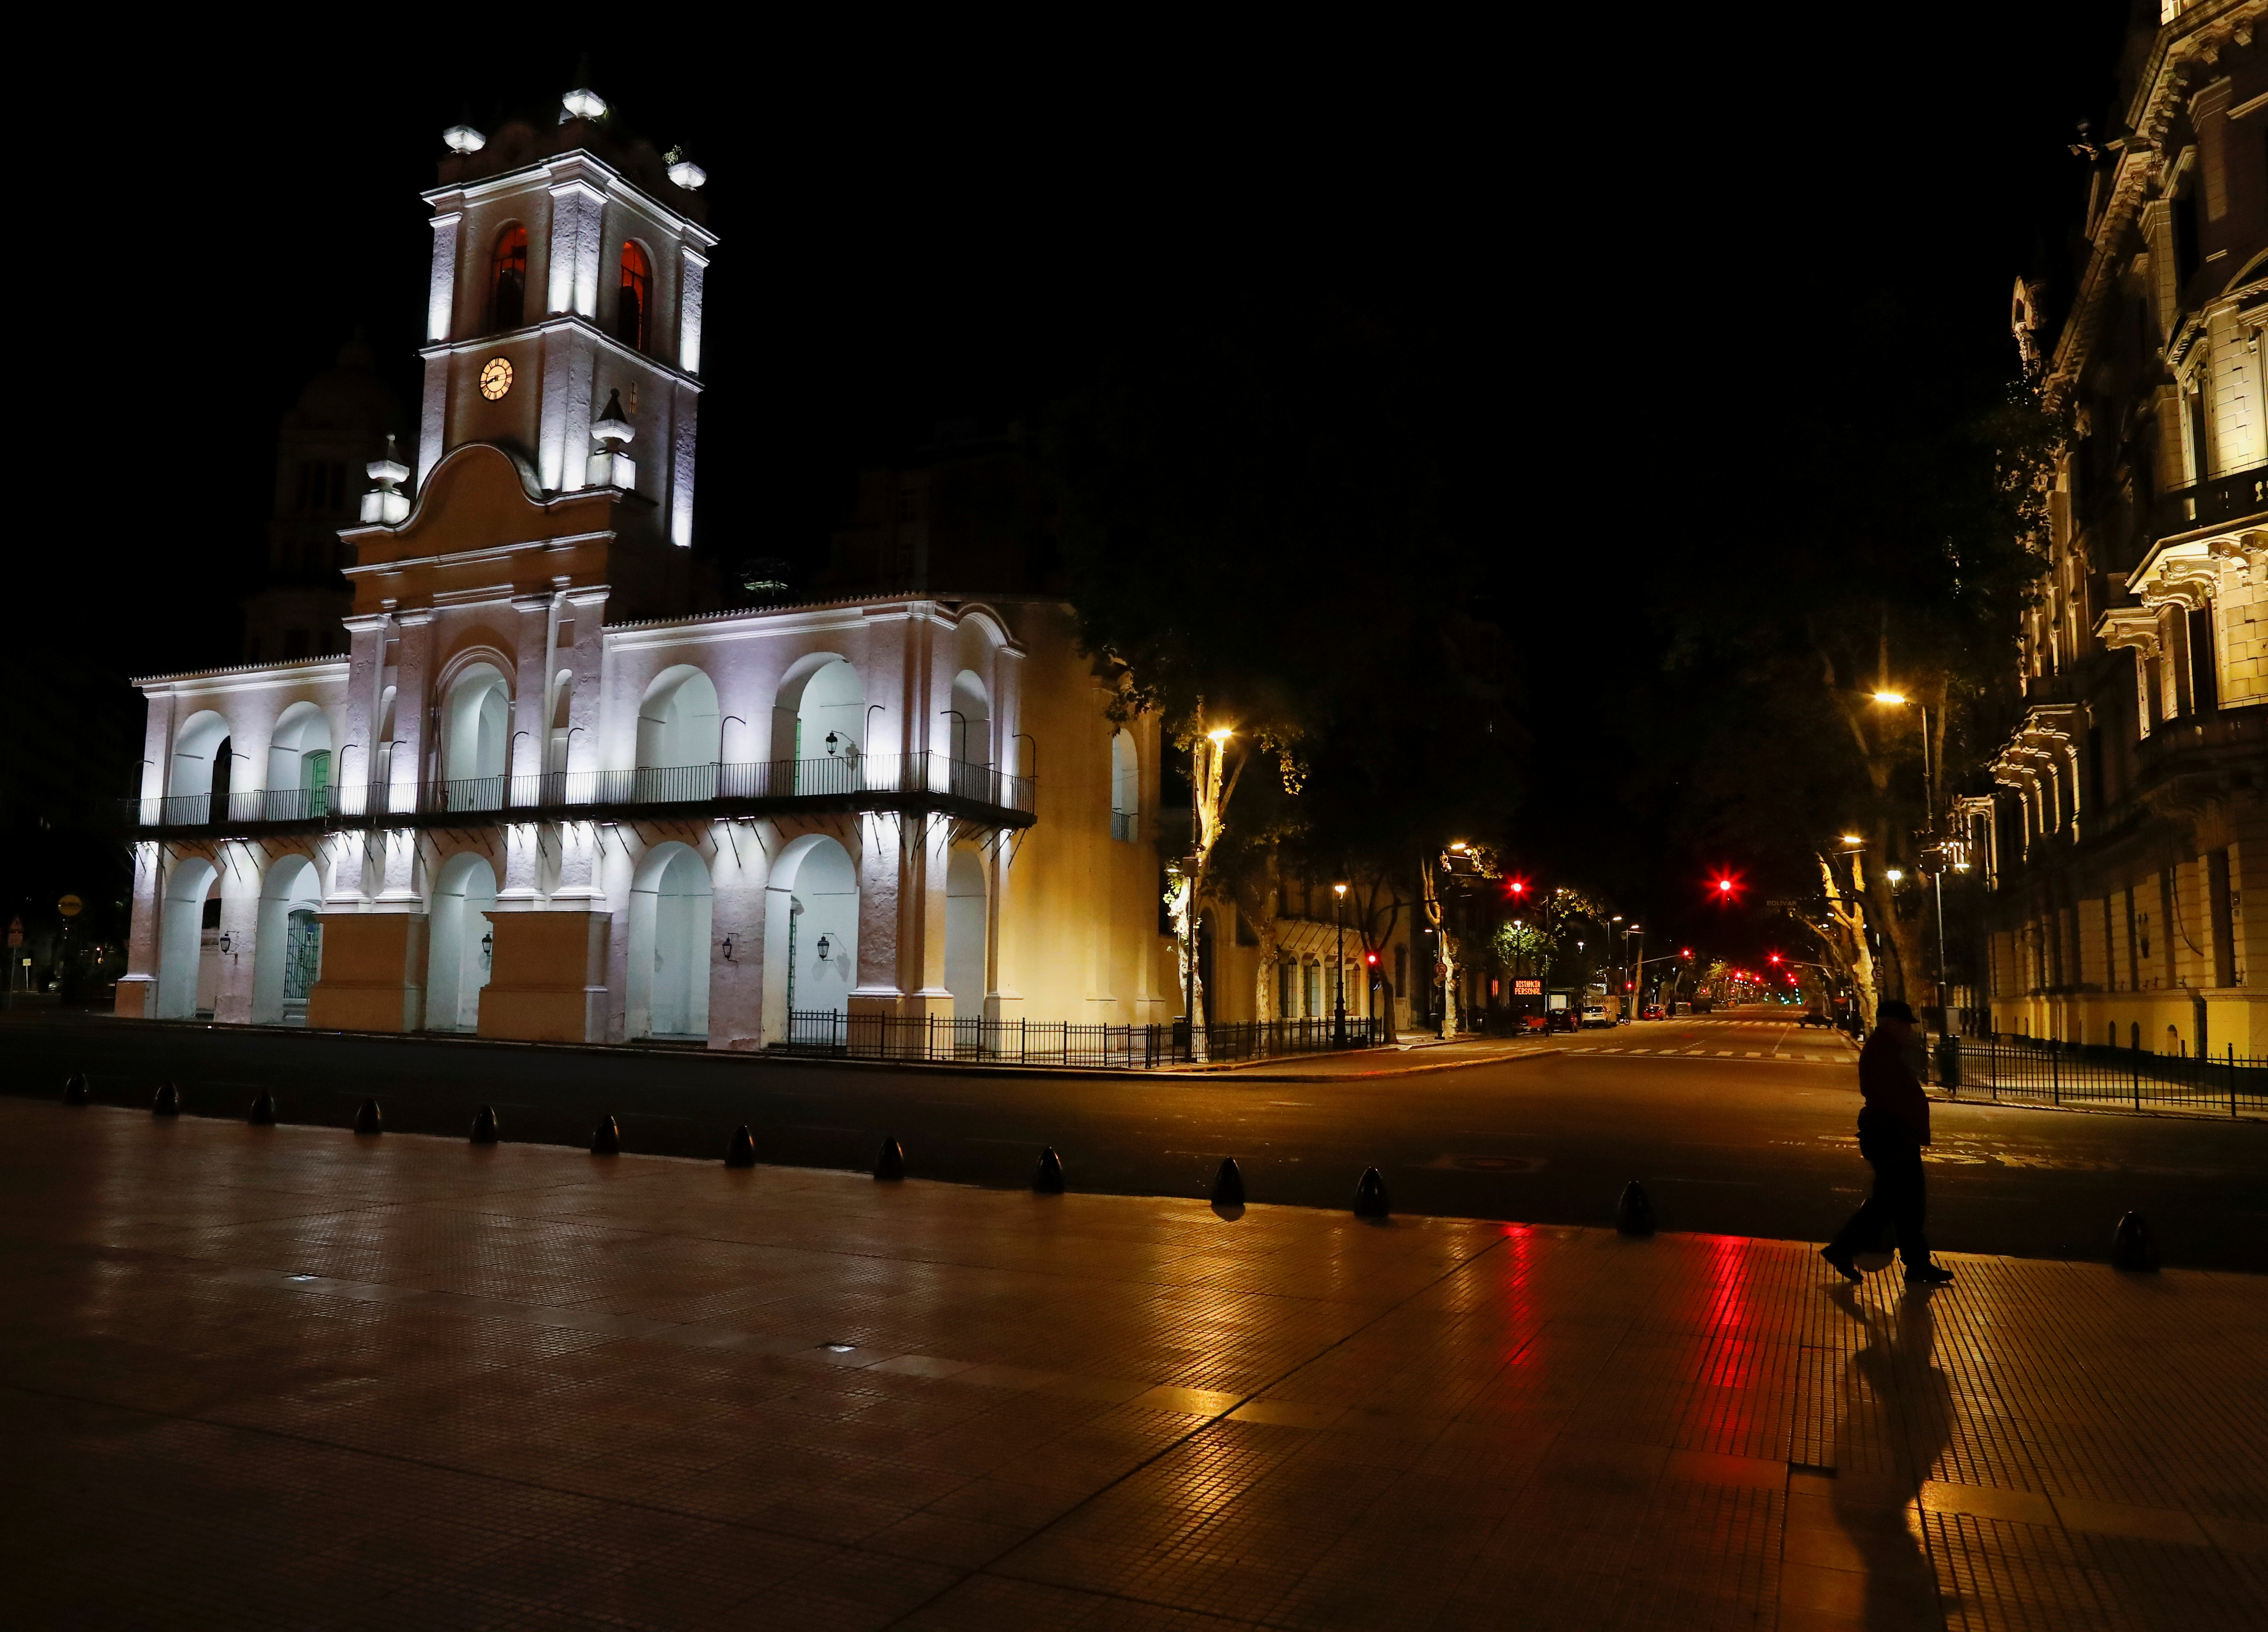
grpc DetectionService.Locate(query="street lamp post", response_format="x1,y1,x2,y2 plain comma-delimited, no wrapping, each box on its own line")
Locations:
1332,882,1348,1045
1874,691,1948,1030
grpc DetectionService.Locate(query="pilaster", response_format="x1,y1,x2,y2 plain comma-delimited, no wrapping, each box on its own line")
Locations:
389,610,434,818
211,848,260,1024
116,842,163,1019
849,812,908,1018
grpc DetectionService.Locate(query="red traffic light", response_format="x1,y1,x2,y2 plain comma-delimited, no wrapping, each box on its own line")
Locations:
1505,877,1529,898
1364,951,1379,965
1681,948,1693,959
1769,953,1781,964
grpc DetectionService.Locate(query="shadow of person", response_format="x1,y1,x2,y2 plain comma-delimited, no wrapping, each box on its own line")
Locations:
1822,1282,1955,1629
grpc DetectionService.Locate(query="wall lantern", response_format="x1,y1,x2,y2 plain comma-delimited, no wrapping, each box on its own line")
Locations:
481,930,494,970
217,933,234,955
815,934,833,962
721,934,736,963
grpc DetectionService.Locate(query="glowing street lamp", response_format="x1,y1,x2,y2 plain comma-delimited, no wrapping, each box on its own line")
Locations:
1332,882,1349,1045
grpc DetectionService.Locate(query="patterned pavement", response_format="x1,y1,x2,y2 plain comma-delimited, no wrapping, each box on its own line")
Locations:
2,1095,2263,1630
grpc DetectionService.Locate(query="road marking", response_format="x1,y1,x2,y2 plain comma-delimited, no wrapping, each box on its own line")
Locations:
1744,1051,1760,1058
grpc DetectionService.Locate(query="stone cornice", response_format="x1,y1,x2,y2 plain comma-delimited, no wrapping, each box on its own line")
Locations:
2043,1,2266,414
2097,605,2167,659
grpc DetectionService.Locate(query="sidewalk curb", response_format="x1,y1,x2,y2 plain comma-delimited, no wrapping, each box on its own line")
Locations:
0,1012,1423,1086
1187,1047,1567,1084
1923,1087,2266,1124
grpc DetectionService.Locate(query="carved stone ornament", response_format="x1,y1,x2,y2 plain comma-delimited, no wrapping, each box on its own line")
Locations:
2097,606,2165,659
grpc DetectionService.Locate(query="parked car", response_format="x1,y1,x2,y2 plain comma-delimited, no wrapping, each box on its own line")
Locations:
1544,1009,1578,1033
1798,1011,1838,1029
1641,1004,1665,1021
1580,1005,1609,1028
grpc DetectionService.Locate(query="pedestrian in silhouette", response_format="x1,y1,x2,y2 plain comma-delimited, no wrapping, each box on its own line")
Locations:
1822,1000,1954,1286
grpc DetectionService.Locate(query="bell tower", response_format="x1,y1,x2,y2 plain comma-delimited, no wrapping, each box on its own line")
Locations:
412,87,715,550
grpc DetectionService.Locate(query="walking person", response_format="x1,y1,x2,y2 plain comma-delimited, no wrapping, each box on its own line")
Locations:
1822,1000,1954,1286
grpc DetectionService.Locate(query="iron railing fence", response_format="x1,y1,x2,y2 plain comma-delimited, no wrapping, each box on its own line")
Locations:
122,751,1037,829
2152,461,2268,538
777,1011,1385,1067
1944,1033,2268,1118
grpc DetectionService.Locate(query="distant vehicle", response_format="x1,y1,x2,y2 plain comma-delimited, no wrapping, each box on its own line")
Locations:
1642,1004,1665,1021
1580,1004,1610,1028
1672,1001,1693,1016
1544,1009,1579,1033
1797,1011,1838,1029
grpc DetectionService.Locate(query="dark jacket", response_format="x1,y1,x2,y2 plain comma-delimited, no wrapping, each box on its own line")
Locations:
1858,1024,1931,1144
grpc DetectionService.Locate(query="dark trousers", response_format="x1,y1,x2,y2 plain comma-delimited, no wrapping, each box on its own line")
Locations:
1829,1108,1930,1269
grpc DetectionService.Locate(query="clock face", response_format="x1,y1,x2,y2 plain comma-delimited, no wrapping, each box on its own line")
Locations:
479,357,514,400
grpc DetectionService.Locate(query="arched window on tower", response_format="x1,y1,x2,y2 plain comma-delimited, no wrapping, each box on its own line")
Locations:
491,226,527,332
616,241,650,351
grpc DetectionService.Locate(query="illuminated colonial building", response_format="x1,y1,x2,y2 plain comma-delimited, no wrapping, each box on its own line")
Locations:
1975,0,2267,1056
116,92,1393,1049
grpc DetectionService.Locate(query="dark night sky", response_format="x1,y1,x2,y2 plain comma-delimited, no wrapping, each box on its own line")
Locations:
21,8,2139,955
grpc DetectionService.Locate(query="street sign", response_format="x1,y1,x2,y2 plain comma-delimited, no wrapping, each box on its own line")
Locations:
57,895,83,918
5,917,20,948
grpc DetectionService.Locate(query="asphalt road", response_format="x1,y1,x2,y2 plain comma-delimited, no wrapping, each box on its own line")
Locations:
6,1009,2265,1270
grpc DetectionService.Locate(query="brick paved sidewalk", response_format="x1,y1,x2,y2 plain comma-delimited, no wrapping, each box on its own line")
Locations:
2,1098,2262,1630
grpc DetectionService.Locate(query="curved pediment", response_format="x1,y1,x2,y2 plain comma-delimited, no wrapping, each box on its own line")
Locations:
383,443,557,551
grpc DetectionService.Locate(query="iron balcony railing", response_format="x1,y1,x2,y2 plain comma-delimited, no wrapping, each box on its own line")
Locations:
776,1011,1385,1067
1942,1033,2266,1118
2153,462,2268,537
123,751,1035,830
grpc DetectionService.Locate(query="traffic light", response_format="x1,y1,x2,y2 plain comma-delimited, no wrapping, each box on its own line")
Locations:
1365,951,1379,966
1506,877,1529,900
1681,948,1692,959
1769,953,1781,964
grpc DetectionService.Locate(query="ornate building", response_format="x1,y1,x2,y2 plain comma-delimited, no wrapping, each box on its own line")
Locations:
1975,0,2267,1057
114,92,1212,1046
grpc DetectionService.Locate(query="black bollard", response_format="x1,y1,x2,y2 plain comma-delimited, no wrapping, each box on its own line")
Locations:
1616,1180,1656,1236
247,1092,276,1126
469,1105,499,1144
352,1097,382,1135
152,1081,180,1117
1033,1146,1065,1194
1212,1157,1246,1208
63,1072,89,1106
2112,1211,2160,1272
725,1125,757,1168
1353,1167,1390,1219
874,1137,906,1182
591,1114,622,1156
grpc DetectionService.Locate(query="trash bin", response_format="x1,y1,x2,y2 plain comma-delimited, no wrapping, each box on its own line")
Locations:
1935,1034,1961,1091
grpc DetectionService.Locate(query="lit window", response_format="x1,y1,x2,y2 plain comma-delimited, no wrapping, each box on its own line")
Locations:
616,241,651,351
491,226,528,331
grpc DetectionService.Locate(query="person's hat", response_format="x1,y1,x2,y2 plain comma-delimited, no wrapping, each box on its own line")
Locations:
1877,1000,1916,1024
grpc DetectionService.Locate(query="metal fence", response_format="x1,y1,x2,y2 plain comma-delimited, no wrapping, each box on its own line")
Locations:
1944,1033,2268,1117
124,750,1035,828
777,1011,1386,1067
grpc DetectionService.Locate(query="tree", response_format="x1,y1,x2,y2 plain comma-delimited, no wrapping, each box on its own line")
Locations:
1043,302,1514,1037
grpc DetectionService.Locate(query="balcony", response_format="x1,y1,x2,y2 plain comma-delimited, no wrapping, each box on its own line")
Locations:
124,751,1036,835
2152,464,2268,541
2133,705,2265,793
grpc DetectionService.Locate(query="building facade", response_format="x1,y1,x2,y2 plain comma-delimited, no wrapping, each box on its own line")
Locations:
1978,0,2268,1056
115,94,1398,1050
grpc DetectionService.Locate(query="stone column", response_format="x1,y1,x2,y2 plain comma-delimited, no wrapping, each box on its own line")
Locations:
212,844,259,1024
901,813,953,1021
707,819,768,1050
849,812,906,1021
115,840,163,1020
984,830,1022,1027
